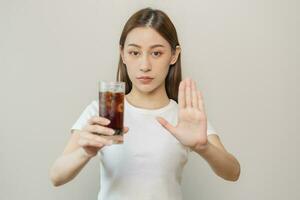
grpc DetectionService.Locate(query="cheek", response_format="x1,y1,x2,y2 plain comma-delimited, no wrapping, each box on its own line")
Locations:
155,53,173,65
153,58,172,72
124,56,139,67
123,56,139,75
125,66,137,81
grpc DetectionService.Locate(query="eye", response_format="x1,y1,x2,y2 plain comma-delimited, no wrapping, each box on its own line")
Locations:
129,51,140,56
152,51,162,57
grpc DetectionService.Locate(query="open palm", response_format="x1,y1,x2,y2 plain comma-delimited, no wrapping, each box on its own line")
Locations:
157,78,208,150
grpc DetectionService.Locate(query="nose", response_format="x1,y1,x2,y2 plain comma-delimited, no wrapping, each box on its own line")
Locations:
139,54,151,72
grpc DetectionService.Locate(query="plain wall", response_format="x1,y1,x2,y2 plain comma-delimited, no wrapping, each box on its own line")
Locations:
1,0,299,199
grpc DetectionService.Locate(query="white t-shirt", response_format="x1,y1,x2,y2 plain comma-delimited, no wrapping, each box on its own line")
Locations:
71,97,217,200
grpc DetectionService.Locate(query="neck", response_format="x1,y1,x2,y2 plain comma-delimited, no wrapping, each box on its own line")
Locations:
126,84,170,110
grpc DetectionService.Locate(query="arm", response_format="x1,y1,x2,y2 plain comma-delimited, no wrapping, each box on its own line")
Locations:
156,79,240,181
49,131,93,187
49,116,127,187
191,134,241,181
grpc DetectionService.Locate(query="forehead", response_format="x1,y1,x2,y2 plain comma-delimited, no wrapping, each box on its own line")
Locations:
124,27,170,48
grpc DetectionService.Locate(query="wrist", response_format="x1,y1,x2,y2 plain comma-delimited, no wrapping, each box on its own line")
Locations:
78,147,95,160
192,140,210,154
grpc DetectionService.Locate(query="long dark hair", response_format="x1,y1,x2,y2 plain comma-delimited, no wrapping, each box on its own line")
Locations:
116,7,182,102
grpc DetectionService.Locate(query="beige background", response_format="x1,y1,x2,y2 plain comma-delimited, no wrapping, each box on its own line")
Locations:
1,0,299,199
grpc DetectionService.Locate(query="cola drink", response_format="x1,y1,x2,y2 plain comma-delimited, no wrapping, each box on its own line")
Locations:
98,82,125,135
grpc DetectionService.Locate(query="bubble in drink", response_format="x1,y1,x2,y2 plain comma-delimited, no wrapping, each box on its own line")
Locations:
99,91,124,135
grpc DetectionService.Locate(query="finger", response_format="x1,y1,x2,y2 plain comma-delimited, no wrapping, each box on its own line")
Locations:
122,126,129,133
85,124,115,135
105,135,124,144
80,131,114,145
156,116,178,138
185,78,192,108
78,137,111,147
191,80,199,109
88,116,110,126
178,80,186,109
197,91,206,113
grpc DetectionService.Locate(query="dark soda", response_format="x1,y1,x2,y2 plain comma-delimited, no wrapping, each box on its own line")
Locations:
99,91,124,135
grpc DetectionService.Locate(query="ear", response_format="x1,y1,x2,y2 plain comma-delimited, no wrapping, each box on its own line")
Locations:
120,45,125,64
170,45,181,65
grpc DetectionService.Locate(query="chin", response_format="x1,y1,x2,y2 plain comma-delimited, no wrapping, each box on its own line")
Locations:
138,86,156,94
135,83,158,94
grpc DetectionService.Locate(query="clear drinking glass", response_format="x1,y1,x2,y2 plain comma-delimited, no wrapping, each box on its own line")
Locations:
98,81,125,135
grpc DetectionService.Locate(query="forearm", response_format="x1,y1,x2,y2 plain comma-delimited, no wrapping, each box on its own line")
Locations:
49,148,92,186
192,142,240,181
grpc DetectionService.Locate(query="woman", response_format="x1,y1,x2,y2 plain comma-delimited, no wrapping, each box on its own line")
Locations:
50,7,240,200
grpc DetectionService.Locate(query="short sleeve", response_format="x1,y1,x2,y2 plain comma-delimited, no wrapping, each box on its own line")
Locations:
207,120,218,135
71,100,98,132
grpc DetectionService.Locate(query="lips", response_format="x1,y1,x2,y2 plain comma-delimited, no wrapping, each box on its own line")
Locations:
137,76,154,84
137,76,153,79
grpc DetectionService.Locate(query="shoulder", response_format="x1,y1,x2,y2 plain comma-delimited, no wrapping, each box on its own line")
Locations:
90,100,98,109
80,100,98,116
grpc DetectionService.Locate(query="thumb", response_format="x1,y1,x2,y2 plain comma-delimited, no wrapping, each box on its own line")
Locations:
156,116,177,136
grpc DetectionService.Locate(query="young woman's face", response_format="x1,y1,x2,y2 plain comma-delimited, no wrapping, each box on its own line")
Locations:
121,27,180,94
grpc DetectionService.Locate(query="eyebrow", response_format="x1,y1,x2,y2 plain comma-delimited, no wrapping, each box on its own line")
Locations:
127,43,165,48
